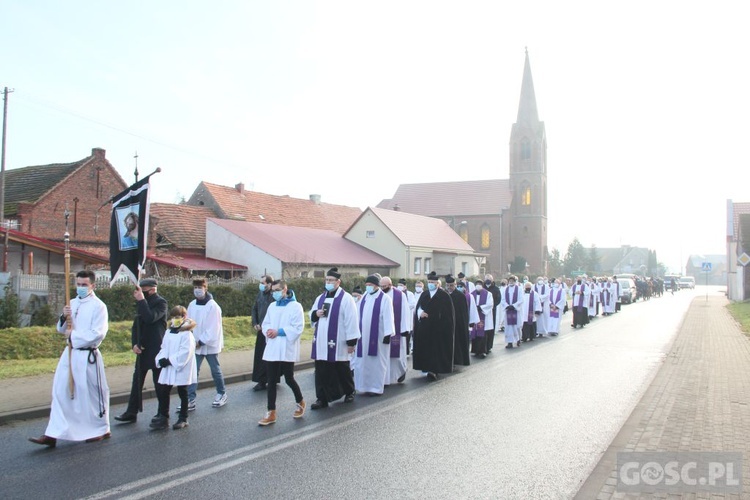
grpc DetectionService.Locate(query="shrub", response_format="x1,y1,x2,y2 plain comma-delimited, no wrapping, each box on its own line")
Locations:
0,285,20,329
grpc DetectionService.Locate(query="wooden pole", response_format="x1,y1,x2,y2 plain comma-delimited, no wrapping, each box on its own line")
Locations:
64,207,74,399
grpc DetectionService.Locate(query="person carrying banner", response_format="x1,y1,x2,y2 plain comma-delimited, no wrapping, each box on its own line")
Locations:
114,278,168,424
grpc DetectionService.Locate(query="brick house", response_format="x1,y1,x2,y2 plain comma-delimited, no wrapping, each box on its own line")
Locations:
3,147,128,250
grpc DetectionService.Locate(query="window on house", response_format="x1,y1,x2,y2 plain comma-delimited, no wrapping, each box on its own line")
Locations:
366,230,375,238
301,271,309,278
425,258,432,274
313,270,324,278
461,262,468,275
414,257,422,275
481,224,490,249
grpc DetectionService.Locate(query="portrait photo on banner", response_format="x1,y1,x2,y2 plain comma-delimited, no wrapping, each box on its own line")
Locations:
116,204,140,251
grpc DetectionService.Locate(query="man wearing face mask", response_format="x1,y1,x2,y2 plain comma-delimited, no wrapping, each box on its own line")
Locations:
546,279,567,336
309,268,360,409
445,275,471,367
470,279,494,358
29,270,110,447
352,274,394,395
250,275,274,392
533,277,549,338
499,275,524,348
413,271,455,381
380,276,411,385
186,277,227,411
114,278,168,424
570,275,590,329
483,275,501,352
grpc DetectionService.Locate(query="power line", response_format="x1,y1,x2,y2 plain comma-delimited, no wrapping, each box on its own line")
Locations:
13,92,247,170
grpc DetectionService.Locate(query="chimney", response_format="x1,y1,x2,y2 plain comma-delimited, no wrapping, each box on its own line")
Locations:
235,183,245,195
310,194,321,205
92,147,106,159
393,203,400,211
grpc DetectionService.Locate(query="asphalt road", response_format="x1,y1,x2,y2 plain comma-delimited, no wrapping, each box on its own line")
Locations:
1,289,698,499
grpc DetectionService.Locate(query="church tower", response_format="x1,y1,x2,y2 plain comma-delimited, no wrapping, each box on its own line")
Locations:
508,48,548,276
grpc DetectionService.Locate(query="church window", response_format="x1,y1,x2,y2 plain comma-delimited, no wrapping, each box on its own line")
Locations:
481,224,490,249
522,186,531,206
521,140,531,160
414,257,422,275
459,224,468,242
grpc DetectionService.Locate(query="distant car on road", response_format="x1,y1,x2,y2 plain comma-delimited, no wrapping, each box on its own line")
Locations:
679,276,696,289
618,278,637,304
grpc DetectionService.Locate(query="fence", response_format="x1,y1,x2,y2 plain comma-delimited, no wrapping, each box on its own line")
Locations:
94,275,258,290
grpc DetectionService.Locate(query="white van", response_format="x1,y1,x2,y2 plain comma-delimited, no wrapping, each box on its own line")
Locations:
679,276,696,289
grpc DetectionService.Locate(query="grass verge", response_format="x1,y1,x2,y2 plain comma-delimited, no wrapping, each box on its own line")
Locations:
727,301,750,335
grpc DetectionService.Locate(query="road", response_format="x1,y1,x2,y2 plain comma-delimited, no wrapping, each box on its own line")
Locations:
1,288,698,499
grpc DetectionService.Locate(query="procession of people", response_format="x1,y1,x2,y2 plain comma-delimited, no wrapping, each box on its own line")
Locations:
29,267,648,445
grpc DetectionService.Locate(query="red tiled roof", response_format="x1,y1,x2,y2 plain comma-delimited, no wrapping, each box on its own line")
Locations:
151,203,218,250
192,182,362,234
376,179,512,217
351,207,477,253
149,252,246,272
208,218,398,267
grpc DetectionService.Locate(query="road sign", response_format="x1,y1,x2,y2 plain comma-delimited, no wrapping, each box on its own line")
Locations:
739,253,750,267
701,262,712,272
570,271,585,277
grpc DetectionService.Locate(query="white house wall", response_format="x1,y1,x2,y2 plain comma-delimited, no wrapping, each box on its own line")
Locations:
206,221,281,278
346,212,408,273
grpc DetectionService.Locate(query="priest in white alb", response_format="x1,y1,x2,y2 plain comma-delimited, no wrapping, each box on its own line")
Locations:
352,274,394,396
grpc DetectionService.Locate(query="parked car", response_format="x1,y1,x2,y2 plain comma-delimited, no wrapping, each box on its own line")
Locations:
679,276,696,289
618,278,637,304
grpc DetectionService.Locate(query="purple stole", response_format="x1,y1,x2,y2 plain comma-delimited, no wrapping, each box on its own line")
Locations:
357,292,383,357
549,289,562,318
390,289,402,358
505,286,519,326
573,283,587,311
603,283,611,305
471,289,488,339
535,284,547,298
312,290,344,362
589,286,596,308
526,291,536,323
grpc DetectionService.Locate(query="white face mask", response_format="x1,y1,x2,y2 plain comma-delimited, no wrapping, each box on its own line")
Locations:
415,286,423,293
194,288,206,299
397,285,406,292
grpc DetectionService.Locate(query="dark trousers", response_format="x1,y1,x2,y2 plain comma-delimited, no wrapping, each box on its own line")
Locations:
522,321,537,341
156,383,188,419
267,361,303,411
252,332,268,384
314,360,355,403
127,361,162,415
471,335,487,355
486,329,495,351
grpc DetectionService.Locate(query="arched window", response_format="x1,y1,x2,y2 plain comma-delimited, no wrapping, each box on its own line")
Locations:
521,139,531,160
481,224,490,249
522,187,531,206
459,224,468,242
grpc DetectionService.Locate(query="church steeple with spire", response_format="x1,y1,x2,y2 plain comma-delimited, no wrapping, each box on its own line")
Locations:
508,48,548,275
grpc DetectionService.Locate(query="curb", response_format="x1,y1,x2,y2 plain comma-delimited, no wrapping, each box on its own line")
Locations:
0,359,315,426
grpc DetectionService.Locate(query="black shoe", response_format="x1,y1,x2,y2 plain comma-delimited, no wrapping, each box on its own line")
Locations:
149,416,169,430
114,412,137,423
311,400,329,410
506,343,513,349
397,373,406,383
516,341,521,347
551,332,558,336
29,435,57,447
479,353,486,359
172,419,188,430
252,382,267,392
344,393,355,403
426,372,437,381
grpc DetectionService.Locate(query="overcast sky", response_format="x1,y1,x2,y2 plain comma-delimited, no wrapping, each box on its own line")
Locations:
2,1,749,274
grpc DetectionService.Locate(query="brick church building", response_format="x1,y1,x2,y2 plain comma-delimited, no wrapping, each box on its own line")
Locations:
378,49,548,277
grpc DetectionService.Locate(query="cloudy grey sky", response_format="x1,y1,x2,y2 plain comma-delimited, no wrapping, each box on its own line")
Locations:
2,1,749,273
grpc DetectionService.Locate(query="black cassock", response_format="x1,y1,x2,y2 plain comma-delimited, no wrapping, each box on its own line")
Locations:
413,288,455,374
448,290,470,366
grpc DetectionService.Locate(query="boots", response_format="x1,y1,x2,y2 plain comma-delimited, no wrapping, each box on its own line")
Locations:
258,410,277,426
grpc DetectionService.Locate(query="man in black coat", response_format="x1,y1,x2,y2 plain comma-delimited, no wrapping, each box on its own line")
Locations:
412,272,455,380
445,275,470,366
251,275,275,391
115,278,168,423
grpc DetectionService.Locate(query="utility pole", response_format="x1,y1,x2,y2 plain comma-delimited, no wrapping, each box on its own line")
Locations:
1,87,14,273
